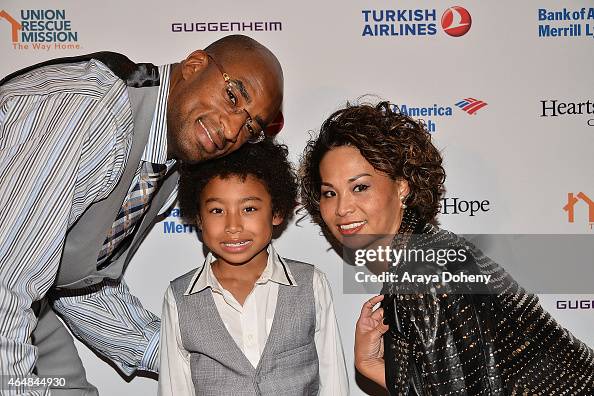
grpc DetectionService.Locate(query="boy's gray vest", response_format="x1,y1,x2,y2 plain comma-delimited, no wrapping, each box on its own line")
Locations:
170,260,320,396
0,53,179,289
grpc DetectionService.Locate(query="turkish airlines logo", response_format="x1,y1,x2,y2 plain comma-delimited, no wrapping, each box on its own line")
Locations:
563,192,594,229
441,6,472,37
455,98,487,115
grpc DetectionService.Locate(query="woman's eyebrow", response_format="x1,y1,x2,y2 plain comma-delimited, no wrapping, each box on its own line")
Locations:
321,173,371,187
348,173,371,182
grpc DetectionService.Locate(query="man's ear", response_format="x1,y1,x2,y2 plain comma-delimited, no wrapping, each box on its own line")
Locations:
272,213,284,226
181,50,209,80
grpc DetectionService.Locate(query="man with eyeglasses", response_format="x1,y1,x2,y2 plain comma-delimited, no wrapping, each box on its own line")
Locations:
0,34,283,395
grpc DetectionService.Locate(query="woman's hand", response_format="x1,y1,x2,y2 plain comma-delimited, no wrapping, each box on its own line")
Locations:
354,294,390,388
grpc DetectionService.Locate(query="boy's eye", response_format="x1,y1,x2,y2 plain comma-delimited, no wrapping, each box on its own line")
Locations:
321,190,336,198
243,206,257,213
209,208,223,214
353,184,369,193
226,86,237,106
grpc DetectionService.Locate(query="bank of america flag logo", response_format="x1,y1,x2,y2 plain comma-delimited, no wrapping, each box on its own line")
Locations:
455,98,487,115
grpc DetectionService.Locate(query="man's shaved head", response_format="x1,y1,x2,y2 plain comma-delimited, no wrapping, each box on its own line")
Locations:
205,35,282,73
167,35,284,163
205,34,283,113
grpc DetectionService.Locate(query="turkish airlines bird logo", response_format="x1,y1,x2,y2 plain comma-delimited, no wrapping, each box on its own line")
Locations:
441,6,472,37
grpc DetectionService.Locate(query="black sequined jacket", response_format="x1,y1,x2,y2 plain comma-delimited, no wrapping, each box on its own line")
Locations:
381,218,594,396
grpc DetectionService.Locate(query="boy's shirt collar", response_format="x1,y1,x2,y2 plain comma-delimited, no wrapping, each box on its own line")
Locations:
184,244,297,296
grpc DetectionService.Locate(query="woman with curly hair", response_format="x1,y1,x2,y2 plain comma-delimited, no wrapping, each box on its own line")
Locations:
300,101,594,395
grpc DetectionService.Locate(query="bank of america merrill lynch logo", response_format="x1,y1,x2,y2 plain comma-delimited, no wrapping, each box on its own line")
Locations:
455,98,487,115
563,192,594,229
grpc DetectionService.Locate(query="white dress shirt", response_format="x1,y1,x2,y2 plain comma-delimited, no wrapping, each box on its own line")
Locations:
158,244,349,395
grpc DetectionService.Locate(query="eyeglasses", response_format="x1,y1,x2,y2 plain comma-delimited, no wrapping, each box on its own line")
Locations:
207,54,265,144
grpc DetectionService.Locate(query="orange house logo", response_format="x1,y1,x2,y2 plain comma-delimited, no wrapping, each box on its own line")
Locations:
0,10,22,42
563,192,594,227
0,9,79,50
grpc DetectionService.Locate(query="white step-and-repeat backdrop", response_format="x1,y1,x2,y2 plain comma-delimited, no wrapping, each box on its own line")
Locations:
1,1,593,394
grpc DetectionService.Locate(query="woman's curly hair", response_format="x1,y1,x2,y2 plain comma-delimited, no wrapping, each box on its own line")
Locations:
179,138,298,225
299,101,445,228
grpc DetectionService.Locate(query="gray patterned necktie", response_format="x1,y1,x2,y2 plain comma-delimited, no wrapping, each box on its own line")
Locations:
97,162,167,268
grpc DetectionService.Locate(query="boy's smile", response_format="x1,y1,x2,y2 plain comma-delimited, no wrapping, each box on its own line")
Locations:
220,239,252,253
198,175,283,268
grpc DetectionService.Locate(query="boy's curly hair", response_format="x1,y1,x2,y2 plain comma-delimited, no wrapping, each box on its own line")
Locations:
178,138,298,225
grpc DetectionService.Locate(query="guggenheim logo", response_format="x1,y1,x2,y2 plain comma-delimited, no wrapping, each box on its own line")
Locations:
556,300,594,310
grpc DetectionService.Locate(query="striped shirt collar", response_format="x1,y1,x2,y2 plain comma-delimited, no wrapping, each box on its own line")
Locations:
142,64,171,165
184,244,297,295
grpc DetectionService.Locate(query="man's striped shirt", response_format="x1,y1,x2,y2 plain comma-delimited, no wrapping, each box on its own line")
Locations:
0,60,173,388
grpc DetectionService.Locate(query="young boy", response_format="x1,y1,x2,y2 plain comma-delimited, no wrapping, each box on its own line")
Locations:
158,140,348,395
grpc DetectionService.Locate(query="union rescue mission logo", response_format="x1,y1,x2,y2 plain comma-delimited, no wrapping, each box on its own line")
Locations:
392,97,487,133
0,9,81,51
361,5,471,37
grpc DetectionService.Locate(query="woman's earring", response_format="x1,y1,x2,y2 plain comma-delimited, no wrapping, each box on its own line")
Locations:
400,195,408,209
